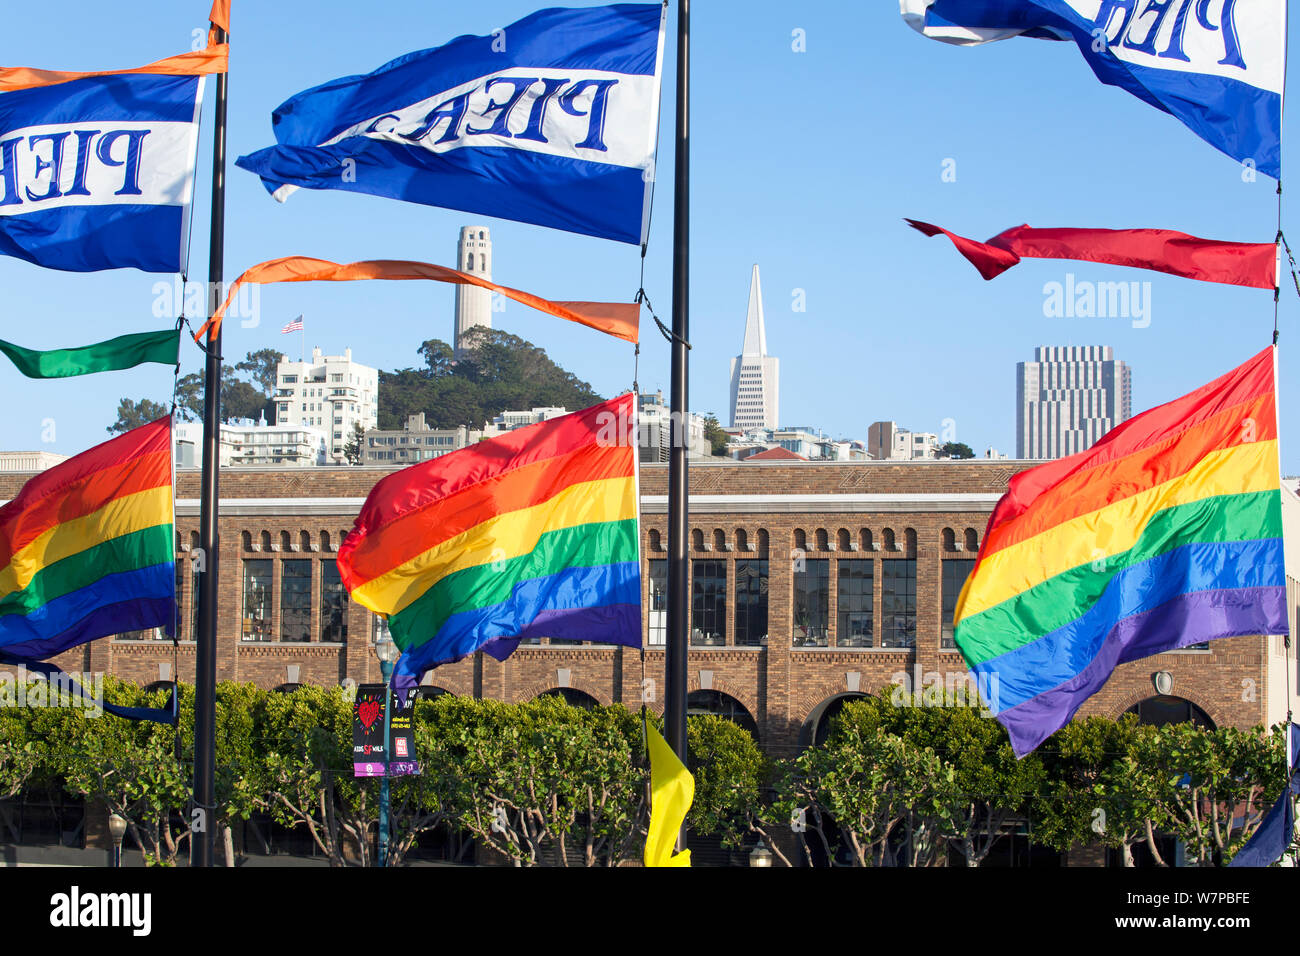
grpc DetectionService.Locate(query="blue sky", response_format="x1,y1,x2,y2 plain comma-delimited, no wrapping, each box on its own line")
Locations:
2,1,1295,469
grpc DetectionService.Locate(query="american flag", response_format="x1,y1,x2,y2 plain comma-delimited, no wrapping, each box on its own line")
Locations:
280,316,304,333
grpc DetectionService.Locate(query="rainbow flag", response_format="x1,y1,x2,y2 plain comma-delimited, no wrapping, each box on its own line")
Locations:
338,394,641,685
955,347,1287,756
0,418,175,662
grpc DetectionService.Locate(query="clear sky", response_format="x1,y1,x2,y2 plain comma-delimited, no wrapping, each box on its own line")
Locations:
2,1,1296,470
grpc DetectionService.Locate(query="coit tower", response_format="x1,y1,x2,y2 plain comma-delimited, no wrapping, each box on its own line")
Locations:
454,225,493,357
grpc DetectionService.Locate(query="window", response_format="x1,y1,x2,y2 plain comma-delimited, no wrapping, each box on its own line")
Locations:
734,559,768,646
242,559,272,641
691,559,726,645
281,560,311,642
648,559,667,646
882,559,916,648
794,558,829,646
941,559,975,649
321,560,348,643
837,560,873,647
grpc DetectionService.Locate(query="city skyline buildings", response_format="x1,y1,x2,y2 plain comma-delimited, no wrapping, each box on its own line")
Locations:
1017,345,1132,460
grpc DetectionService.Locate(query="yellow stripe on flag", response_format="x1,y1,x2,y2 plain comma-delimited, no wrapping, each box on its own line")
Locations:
645,720,693,868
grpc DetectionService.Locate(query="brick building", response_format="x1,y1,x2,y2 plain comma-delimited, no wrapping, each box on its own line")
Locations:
2,459,1294,756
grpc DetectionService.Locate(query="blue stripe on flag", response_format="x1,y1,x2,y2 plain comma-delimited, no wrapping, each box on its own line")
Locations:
0,74,201,128
0,204,185,273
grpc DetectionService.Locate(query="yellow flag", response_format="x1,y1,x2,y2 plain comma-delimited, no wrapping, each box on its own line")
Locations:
644,720,694,867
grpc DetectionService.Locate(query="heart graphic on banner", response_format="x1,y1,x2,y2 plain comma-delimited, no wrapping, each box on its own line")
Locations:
358,699,381,731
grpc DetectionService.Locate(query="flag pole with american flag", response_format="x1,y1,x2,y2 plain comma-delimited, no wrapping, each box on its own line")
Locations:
282,315,304,363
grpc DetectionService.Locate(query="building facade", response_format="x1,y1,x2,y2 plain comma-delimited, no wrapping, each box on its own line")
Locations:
362,413,482,466
0,451,68,473
638,390,711,462
8,460,1292,759
868,421,939,461
1017,345,1132,459
274,348,378,464
174,419,329,468
728,265,779,431
454,225,493,357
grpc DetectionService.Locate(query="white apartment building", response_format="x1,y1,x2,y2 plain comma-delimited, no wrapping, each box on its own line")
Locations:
274,347,378,464
637,390,711,462
364,413,483,465
174,419,328,468
0,451,68,473
867,421,940,461
482,406,568,437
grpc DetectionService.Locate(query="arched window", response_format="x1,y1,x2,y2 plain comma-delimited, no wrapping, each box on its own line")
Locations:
837,529,852,552
687,690,758,739
1124,695,1215,729
692,528,705,551
467,253,474,271
859,529,874,552
478,231,485,240
241,531,253,551
320,530,332,552
190,530,200,551
794,529,807,553
279,530,293,553
815,529,829,552
259,530,272,552
882,528,897,552
648,528,662,552
735,528,750,552
756,529,769,556
964,528,979,552
942,528,957,552
300,530,313,552
904,528,917,555
713,529,727,552
537,687,599,710
805,693,868,748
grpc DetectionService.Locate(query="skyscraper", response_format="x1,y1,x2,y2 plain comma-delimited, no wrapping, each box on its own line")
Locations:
729,265,779,431
454,225,492,356
1017,345,1132,459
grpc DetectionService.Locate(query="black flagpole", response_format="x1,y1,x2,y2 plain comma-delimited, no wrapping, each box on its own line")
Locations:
193,17,229,868
665,0,690,849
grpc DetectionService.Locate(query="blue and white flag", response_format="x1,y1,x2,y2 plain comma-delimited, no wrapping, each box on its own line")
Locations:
237,4,667,245
901,0,1285,177
0,74,204,273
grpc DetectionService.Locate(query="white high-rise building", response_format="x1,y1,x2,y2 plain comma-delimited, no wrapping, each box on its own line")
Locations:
728,265,779,431
455,225,493,356
1017,345,1132,459
274,347,379,464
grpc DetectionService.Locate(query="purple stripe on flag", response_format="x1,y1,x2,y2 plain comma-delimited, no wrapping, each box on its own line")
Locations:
997,586,1287,757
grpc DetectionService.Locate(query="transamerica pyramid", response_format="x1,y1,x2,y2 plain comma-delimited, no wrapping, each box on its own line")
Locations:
728,265,779,431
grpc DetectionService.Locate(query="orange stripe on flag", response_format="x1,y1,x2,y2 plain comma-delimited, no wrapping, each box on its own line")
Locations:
0,47,229,93
192,257,640,344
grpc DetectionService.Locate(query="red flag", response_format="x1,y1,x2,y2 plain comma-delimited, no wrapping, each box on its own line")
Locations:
907,220,1277,290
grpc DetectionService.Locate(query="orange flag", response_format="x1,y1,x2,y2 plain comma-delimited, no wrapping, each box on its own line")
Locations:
192,257,641,345
0,1,230,92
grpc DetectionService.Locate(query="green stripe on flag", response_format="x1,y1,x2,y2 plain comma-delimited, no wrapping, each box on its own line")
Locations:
955,490,1281,665
0,525,175,618
388,518,639,649
0,329,181,379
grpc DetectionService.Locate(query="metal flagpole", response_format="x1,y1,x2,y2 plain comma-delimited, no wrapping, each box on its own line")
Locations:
664,0,690,851
192,15,229,868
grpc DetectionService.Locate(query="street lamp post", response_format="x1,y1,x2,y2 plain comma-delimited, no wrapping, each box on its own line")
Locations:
108,813,127,868
373,631,399,868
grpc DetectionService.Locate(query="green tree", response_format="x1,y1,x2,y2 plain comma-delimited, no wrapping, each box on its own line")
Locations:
703,413,730,457
342,422,366,466
108,398,170,434
174,372,204,422
235,348,285,395
418,339,455,377
685,714,790,864
938,441,976,459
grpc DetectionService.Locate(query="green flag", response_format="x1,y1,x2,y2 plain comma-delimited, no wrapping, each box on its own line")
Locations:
0,329,180,379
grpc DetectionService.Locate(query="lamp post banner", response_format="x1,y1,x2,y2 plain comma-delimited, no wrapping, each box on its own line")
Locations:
353,683,419,777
